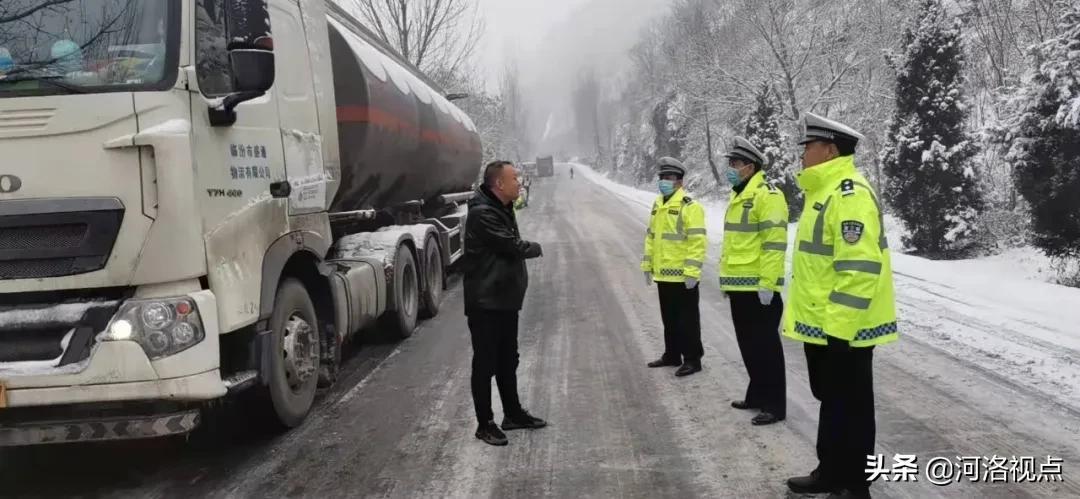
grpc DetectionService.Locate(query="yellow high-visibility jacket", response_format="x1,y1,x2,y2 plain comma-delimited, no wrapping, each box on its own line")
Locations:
783,155,898,347
719,171,788,292
641,188,707,283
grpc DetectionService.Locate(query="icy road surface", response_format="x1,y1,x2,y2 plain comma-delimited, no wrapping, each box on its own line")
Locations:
1,164,1078,498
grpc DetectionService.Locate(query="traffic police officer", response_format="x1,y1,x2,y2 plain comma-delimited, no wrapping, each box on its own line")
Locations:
719,137,788,426
642,157,707,377
784,113,898,499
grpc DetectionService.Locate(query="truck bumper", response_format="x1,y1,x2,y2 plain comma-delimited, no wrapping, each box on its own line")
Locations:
3,368,225,408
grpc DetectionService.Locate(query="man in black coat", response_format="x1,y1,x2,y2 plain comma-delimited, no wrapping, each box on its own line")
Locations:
464,160,547,446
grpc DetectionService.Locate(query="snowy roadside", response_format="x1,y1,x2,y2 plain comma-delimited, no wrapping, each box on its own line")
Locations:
572,162,1080,411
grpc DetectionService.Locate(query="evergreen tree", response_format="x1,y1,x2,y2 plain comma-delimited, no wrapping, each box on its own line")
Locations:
1005,3,1080,263
881,0,984,258
744,84,803,220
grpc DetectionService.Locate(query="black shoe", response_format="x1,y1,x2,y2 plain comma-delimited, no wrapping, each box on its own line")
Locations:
751,411,785,425
675,361,702,377
828,489,871,499
475,421,508,446
648,357,681,368
731,400,756,410
787,470,836,494
501,410,548,431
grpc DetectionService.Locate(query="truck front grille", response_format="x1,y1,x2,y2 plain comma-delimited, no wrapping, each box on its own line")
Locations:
0,224,89,251
0,198,123,280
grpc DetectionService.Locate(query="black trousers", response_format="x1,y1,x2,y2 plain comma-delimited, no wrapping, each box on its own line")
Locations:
657,282,704,363
468,310,524,425
728,291,786,417
805,343,876,492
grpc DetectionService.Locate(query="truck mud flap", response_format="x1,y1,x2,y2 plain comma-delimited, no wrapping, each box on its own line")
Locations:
0,410,200,447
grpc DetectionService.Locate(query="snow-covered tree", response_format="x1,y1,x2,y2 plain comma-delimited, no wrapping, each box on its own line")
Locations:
744,84,803,219
881,0,984,258
1004,3,1080,264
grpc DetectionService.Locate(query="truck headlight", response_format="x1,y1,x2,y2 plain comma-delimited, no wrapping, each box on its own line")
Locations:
103,297,205,359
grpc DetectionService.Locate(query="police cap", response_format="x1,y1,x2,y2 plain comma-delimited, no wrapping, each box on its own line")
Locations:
723,136,766,166
657,157,686,177
798,112,865,146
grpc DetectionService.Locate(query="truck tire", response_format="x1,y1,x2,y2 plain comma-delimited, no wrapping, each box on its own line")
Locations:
258,278,321,430
419,234,443,319
382,244,419,338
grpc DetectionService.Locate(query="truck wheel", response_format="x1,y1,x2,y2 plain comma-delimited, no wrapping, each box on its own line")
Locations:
382,244,419,338
260,278,321,430
419,234,443,319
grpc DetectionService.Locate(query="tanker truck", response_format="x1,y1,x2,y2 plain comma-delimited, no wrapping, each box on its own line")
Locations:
0,0,482,445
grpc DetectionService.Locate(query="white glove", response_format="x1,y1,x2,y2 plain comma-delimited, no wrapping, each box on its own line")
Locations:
757,287,775,305
644,272,653,286
685,277,698,289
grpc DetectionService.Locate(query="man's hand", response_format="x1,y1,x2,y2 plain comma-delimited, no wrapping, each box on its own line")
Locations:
524,242,543,259
757,287,775,306
644,272,652,287
685,277,698,289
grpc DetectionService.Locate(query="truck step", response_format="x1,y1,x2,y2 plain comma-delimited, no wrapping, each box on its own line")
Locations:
0,410,200,447
223,370,259,394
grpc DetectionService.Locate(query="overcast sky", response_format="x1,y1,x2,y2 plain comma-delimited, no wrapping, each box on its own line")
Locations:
477,0,670,146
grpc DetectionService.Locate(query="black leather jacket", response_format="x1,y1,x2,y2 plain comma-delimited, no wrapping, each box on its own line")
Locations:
463,186,542,313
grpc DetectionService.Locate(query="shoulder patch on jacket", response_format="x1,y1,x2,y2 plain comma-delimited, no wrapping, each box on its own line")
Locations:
839,179,856,197
682,196,693,204
841,220,864,244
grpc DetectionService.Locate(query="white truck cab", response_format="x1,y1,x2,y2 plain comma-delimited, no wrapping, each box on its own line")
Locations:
0,0,478,446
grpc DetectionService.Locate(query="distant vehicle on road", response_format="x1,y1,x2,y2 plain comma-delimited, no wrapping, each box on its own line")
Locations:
536,156,555,177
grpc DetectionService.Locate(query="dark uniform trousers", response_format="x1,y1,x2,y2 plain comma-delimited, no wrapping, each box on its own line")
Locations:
728,291,786,417
657,282,704,363
468,310,524,425
805,342,876,492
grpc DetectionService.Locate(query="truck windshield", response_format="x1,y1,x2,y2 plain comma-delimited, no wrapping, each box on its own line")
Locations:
0,0,179,97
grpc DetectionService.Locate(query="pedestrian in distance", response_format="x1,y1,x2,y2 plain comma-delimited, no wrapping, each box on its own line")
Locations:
719,136,788,426
463,160,548,446
783,113,899,499
641,157,707,377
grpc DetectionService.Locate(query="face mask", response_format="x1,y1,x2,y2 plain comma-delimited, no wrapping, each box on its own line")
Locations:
725,169,741,186
658,179,676,196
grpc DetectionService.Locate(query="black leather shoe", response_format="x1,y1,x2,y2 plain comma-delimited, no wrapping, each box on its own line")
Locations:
647,357,681,368
751,411,785,425
475,421,508,446
674,361,702,377
731,400,755,410
787,470,836,494
828,489,871,499
501,410,548,431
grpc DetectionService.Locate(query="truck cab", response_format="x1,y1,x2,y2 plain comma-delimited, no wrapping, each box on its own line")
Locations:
0,0,477,446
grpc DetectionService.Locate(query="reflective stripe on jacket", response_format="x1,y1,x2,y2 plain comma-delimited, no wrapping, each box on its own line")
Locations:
782,155,898,347
719,170,788,292
641,188,707,283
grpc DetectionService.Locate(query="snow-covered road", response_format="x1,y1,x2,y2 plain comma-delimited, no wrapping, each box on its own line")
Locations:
1,163,1076,498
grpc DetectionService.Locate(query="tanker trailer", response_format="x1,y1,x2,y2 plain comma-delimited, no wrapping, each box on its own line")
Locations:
0,0,482,447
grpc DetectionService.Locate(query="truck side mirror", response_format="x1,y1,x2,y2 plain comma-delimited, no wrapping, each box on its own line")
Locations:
230,47,275,93
209,0,274,127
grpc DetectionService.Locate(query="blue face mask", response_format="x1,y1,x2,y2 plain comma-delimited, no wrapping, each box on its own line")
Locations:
658,179,676,196
725,169,741,186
